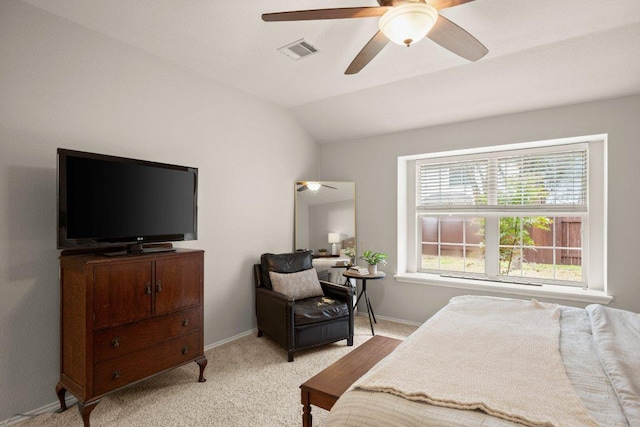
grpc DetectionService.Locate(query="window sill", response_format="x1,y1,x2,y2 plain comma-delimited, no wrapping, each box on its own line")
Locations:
394,273,613,305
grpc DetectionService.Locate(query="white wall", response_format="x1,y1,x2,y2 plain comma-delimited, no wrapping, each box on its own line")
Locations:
308,200,355,253
295,201,311,250
320,94,640,323
0,0,318,420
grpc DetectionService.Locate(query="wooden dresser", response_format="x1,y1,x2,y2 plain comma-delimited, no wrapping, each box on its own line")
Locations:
55,249,207,426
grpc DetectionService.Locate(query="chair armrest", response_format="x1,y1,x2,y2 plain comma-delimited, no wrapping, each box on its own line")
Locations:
320,280,353,303
321,281,354,338
256,286,293,307
255,287,294,348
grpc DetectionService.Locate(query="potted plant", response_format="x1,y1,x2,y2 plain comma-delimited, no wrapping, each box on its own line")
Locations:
344,247,356,266
360,250,388,274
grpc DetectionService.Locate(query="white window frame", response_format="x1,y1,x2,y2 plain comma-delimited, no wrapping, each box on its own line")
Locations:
396,134,610,304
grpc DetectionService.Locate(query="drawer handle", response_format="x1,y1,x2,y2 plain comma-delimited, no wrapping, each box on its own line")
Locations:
112,370,120,380
145,282,152,295
111,337,120,348
182,345,188,355
182,318,189,327
156,280,162,292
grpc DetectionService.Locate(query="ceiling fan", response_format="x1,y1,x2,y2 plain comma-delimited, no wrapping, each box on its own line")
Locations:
263,0,488,74
296,181,337,192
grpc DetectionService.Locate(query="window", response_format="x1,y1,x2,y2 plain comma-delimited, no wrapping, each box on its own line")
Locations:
397,135,607,295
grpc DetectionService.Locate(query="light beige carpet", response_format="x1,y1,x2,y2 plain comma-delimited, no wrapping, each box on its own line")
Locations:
19,316,416,427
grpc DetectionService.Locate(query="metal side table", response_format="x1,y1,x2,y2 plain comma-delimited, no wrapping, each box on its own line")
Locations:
342,270,386,335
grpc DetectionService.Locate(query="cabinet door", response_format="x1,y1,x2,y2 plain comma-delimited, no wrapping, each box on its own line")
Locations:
94,261,153,329
154,253,202,315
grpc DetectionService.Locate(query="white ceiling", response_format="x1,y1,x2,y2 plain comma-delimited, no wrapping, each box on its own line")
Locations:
21,0,640,143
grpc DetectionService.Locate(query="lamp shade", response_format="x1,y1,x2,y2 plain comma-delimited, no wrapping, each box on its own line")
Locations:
328,233,341,244
379,3,438,46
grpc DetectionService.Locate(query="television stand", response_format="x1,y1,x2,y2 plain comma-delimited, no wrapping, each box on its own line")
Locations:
56,249,206,427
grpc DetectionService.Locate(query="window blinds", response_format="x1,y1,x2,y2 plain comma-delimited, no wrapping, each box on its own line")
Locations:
417,146,588,213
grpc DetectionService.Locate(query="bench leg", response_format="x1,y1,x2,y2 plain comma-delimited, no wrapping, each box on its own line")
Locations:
302,390,312,427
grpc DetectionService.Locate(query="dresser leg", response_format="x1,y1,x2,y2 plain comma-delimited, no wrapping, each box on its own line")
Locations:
196,356,207,382
55,383,67,412
78,400,99,427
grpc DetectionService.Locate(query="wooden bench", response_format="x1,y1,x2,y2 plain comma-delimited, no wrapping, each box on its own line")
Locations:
300,335,402,427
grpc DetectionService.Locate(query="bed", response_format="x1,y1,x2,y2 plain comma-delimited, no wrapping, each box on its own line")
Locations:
324,295,640,427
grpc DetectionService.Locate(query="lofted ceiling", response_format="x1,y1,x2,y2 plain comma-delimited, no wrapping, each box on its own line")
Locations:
21,0,640,143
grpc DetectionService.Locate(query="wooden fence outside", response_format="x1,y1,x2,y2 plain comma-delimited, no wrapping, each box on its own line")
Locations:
421,217,582,265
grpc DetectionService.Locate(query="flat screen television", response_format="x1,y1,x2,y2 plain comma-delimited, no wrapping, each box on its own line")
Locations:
57,148,198,254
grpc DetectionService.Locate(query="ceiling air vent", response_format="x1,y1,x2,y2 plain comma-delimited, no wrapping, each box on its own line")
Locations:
278,39,319,60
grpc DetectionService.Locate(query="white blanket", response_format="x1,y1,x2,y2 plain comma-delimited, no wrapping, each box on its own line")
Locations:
587,304,640,426
354,296,598,427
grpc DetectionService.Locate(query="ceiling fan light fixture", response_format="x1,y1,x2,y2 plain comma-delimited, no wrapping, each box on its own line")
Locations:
378,3,438,47
306,182,322,191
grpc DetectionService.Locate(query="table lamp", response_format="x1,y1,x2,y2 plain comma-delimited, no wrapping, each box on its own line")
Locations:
328,233,341,255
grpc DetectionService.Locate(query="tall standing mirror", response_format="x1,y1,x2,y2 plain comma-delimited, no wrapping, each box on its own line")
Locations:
295,181,356,282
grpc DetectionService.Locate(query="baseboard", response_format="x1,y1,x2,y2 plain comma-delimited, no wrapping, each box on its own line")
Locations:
355,311,422,327
1,394,77,426
202,315,420,353
204,327,258,352
203,315,421,352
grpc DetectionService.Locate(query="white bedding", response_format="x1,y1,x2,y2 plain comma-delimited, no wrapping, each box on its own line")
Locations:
587,304,640,426
354,296,595,426
324,297,631,427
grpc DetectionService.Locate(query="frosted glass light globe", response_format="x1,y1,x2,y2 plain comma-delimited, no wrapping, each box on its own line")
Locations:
379,3,439,46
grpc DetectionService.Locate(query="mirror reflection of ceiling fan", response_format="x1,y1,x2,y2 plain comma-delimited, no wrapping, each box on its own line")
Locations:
296,181,338,192
263,0,488,74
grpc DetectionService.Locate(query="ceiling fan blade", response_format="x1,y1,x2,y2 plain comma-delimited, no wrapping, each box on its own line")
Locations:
345,31,390,75
262,7,390,22
428,0,475,11
321,184,338,190
427,15,488,62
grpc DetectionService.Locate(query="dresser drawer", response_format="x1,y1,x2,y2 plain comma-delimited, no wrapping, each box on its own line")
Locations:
93,308,201,363
93,330,202,396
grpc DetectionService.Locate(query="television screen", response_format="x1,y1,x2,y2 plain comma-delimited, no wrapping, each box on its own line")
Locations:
57,149,197,251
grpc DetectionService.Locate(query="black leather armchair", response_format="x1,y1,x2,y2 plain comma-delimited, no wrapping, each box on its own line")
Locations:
254,250,354,362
